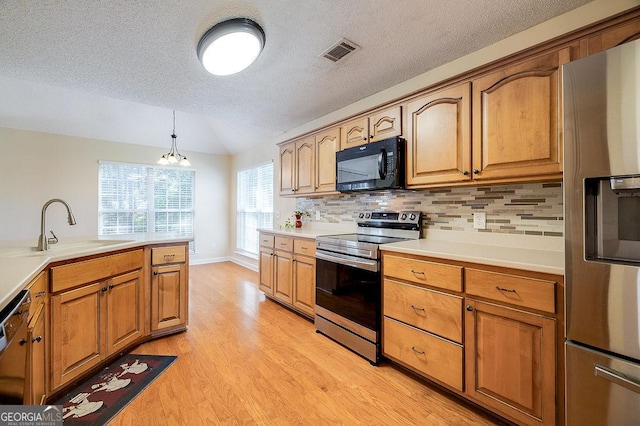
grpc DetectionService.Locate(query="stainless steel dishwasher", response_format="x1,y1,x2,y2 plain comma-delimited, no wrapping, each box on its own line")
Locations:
0,290,31,404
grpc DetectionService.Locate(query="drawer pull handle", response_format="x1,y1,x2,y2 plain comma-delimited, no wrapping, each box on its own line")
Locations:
35,291,46,298
496,286,517,293
411,305,425,312
301,246,307,250
164,254,175,259
411,270,426,277
411,346,425,355
32,335,42,343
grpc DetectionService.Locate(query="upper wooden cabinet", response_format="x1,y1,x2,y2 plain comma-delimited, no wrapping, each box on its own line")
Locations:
406,83,472,186
280,127,339,196
340,105,402,150
471,48,570,182
581,18,640,56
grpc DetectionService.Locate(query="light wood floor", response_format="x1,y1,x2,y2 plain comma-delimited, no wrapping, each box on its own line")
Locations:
111,262,506,425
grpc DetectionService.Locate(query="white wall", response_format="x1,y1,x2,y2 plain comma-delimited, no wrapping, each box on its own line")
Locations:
0,127,230,263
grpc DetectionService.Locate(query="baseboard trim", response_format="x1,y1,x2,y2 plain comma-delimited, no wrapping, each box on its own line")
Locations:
189,256,258,272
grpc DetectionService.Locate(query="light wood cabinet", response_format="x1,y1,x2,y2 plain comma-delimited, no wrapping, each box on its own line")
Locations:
106,270,143,353
580,18,640,56
26,303,46,405
259,232,316,318
315,127,340,193
381,250,563,425
471,48,570,182
151,244,189,334
340,105,402,150
465,299,556,426
279,136,315,196
279,142,295,195
406,83,472,186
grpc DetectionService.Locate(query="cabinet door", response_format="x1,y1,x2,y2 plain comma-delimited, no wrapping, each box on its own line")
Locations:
26,304,46,405
295,136,315,194
51,282,106,390
106,270,143,354
369,105,402,143
406,83,471,186
340,117,369,150
583,19,640,56
472,49,569,181
465,299,556,426
315,127,339,193
151,263,188,332
293,254,315,317
274,250,293,305
279,142,295,195
259,248,275,295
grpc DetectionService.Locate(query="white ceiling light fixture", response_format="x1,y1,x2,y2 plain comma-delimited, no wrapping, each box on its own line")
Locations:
197,18,266,76
158,110,190,166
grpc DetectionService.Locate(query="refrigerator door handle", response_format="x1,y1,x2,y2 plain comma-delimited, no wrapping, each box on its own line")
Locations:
595,364,640,394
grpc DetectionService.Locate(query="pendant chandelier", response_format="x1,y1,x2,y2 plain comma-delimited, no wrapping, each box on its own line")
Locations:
158,110,190,166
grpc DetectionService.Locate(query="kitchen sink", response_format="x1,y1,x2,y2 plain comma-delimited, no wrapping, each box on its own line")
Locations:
1,239,136,258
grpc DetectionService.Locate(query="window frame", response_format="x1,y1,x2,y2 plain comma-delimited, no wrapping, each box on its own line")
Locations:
236,161,274,258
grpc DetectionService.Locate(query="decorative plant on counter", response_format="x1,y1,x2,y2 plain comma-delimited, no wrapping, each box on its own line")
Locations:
281,210,310,231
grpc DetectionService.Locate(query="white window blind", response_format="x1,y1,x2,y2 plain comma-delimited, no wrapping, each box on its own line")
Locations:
237,162,273,256
99,162,195,248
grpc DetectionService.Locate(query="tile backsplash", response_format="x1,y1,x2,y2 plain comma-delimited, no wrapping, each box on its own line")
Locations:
296,182,563,238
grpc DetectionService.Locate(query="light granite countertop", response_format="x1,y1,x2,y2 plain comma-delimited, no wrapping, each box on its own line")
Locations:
0,233,191,312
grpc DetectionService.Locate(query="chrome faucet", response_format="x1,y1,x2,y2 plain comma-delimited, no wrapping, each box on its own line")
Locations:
37,198,77,251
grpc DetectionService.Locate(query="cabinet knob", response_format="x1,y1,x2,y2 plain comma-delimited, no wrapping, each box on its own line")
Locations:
19,338,27,346
32,335,42,343
466,305,473,312
101,287,108,292
369,135,373,139
108,284,115,290
153,271,158,275
473,169,480,174
462,170,469,175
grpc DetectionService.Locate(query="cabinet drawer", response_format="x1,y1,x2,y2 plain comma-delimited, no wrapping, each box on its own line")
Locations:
383,279,462,343
465,268,556,313
151,245,187,265
274,236,293,252
383,317,463,391
26,271,47,319
383,255,463,292
259,233,274,248
294,238,315,257
52,249,144,293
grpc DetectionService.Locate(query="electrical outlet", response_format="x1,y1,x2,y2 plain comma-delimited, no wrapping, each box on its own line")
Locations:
315,210,321,220
473,212,486,230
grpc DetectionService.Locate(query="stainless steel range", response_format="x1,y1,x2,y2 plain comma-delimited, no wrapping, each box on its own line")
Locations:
315,211,421,365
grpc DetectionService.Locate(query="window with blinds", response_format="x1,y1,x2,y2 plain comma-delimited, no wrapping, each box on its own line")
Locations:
99,162,195,249
237,162,273,256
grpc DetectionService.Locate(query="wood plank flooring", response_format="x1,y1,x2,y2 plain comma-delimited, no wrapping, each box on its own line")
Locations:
111,262,506,425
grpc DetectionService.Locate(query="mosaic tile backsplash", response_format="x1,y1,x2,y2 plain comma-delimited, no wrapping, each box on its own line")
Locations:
296,182,563,238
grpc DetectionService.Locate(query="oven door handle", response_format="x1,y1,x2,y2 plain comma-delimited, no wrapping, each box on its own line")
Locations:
315,251,379,273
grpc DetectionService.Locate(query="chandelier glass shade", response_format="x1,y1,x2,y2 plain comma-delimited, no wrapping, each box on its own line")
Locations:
158,110,190,167
197,18,265,76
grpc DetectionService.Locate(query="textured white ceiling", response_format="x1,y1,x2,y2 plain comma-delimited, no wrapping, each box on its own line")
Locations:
0,0,593,155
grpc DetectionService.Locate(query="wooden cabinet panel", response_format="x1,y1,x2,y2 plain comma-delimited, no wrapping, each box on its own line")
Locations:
26,304,46,405
106,270,142,353
259,233,274,248
472,49,568,181
51,282,105,390
383,317,463,391
406,83,471,186
466,268,556,313
151,245,186,265
340,117,369,150
465,299,556,425
383,279,463,343
369,105,402,142
383,254,463,292
293,238,315,257
315,127,339,193
51,249,144,292
279,142,295,195
25,271,47,319
293,254,315,317
151,263,188,332
583,19,640,56
295,137,315,194
259,248,274,296
274,236,293,252
274,251,293,305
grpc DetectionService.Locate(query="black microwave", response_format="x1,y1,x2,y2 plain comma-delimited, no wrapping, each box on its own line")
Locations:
335,136,405,192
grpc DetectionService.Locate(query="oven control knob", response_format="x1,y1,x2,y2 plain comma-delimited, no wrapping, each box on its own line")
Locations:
365,213,371,218
409,213,416,221
358,213,364,219
400,213,407,220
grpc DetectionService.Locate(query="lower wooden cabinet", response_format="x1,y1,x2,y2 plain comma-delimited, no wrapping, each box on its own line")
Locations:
292,254,315,317
26,303,47,405
465,299,556,426
51,269,144,390
151,263,188,333
274,250,294,305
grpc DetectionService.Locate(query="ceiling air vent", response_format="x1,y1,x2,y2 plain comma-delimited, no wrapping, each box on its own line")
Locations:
320,38,360,62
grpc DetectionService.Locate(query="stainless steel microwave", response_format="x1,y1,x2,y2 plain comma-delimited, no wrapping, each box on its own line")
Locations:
335,137,405,192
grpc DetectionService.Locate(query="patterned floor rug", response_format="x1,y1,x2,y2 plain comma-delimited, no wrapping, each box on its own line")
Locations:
53,354,177,425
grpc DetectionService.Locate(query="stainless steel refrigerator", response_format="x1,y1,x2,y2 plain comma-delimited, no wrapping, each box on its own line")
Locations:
564,39,640,425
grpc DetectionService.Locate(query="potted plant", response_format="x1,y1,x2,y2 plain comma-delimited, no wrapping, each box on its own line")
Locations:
293,210,309,228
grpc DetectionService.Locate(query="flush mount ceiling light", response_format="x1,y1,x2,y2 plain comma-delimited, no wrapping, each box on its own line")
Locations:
158,110,190,167
197,18,266,76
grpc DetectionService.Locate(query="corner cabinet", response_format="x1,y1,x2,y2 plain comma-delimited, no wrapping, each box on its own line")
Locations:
381,250,563,426
258,232,315,318
151,244,189,335
25,271,48,405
